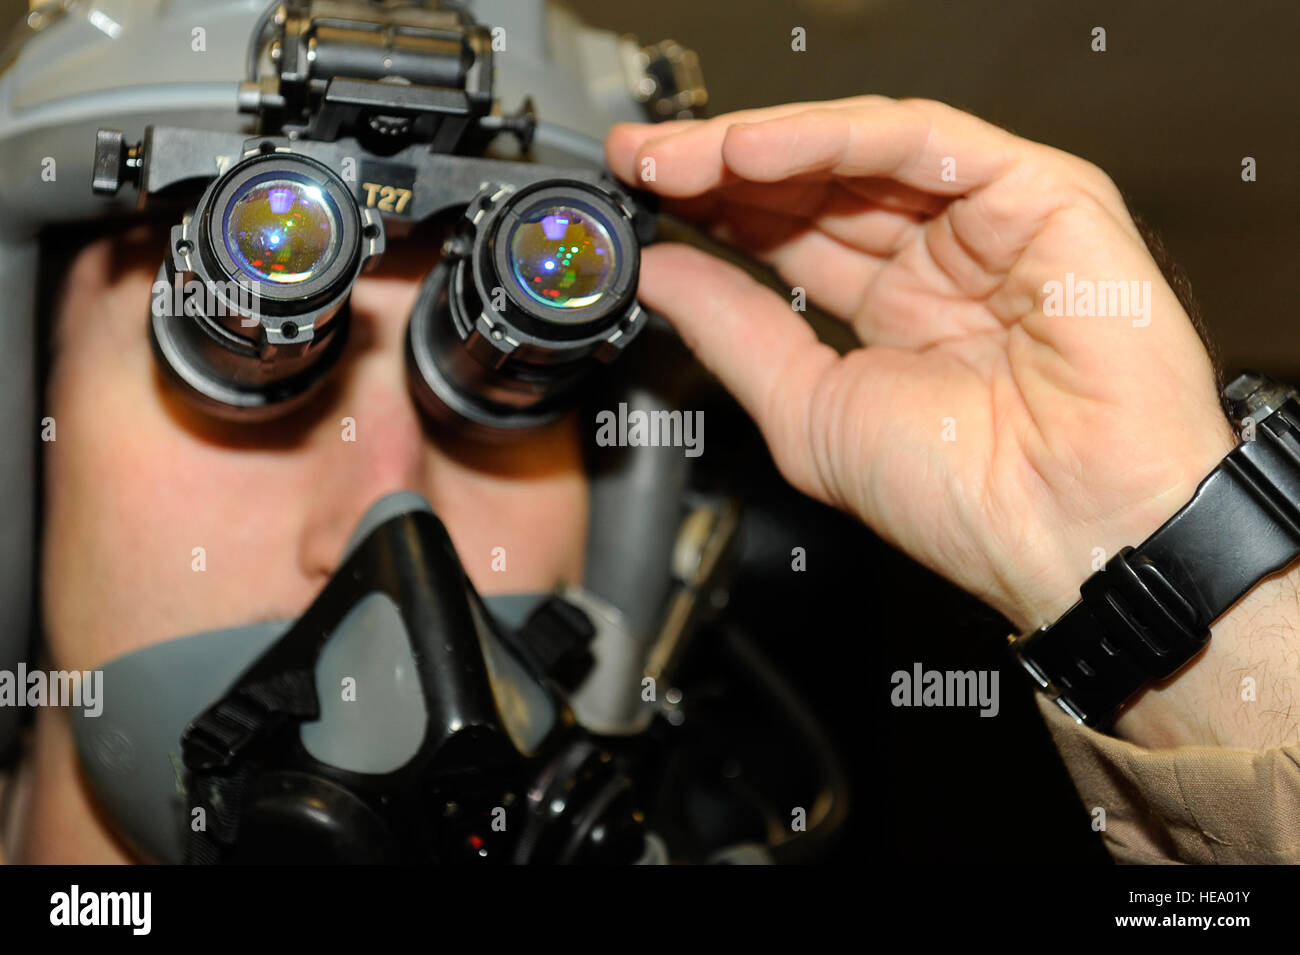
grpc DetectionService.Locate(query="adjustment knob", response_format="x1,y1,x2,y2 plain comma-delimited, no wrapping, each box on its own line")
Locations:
92,128,142,196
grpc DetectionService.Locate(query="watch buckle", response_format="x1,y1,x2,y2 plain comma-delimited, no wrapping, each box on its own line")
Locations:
1009,625,1089,725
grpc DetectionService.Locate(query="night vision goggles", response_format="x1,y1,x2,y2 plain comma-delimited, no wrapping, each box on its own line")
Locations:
92,0,655,437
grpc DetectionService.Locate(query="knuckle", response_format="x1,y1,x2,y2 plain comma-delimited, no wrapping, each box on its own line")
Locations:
895,96,944,114
1069,157,1123,202
1026,145,1125,207
854,93,897,109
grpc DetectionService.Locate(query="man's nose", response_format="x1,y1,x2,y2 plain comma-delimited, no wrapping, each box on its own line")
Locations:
295,324,429,584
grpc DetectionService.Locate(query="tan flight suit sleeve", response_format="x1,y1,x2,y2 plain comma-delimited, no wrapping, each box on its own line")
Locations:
1035,696,1300,864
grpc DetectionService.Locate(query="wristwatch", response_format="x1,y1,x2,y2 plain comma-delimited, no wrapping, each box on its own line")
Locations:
1009,372,1300,729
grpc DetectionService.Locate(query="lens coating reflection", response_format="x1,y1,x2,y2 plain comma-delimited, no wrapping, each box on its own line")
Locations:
509,205,617,309
225,178,338,284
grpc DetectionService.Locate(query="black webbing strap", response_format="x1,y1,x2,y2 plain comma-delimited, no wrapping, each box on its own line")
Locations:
506,595,596,693
181,669,318,864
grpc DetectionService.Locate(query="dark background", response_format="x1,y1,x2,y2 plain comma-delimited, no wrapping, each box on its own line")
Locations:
4,0,1296,866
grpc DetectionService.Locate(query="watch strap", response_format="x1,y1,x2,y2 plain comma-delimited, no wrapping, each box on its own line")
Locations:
1013,396,1300,728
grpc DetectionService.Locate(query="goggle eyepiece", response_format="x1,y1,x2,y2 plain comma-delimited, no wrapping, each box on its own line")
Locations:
508,202,619,311
150,149,385,421
406,180,645,439
224,177,341,286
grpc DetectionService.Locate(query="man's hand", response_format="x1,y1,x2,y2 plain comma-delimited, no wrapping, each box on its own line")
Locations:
606,96,1299,750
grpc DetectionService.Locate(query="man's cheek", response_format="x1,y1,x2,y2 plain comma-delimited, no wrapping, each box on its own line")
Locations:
53,390,288,577
49,448,305,664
